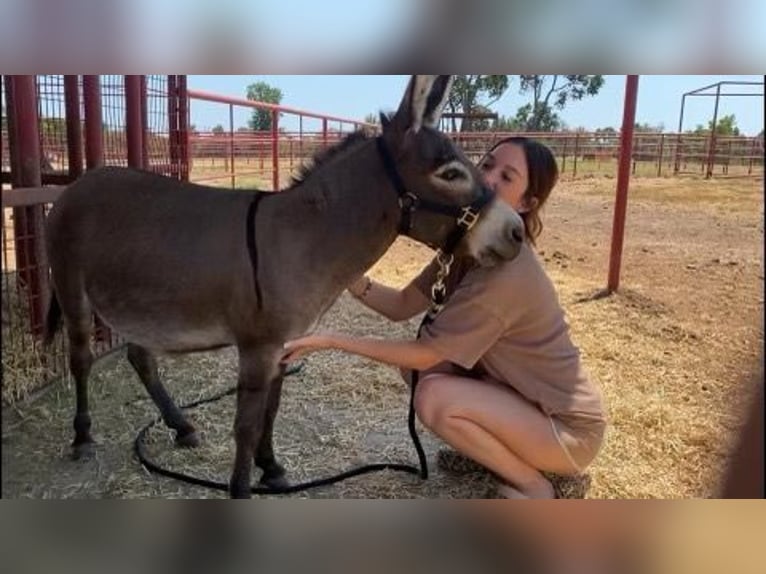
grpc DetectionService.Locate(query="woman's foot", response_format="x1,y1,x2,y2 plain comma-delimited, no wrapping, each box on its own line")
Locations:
495,476,556,499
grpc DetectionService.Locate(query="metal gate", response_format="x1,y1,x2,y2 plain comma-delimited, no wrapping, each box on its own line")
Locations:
1,75,189,403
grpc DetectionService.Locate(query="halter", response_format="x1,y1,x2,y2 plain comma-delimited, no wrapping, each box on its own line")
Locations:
376,135,492,320
375,136,492,239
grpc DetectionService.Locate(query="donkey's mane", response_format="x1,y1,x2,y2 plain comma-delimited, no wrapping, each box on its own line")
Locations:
288,130,372,188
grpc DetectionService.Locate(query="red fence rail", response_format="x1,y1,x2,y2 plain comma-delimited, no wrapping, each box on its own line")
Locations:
182,91,763,189
187,89,377,190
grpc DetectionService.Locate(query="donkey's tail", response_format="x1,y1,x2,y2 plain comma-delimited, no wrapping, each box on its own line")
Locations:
43,289,62,346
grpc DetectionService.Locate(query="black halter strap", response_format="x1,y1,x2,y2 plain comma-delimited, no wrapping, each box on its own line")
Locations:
375,136,493,239
246,192,268,310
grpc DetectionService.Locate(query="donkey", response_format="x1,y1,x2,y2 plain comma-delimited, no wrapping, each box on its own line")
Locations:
43,75,526,498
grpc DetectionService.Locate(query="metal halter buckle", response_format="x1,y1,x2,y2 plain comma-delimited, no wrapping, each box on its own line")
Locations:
457,207,480,230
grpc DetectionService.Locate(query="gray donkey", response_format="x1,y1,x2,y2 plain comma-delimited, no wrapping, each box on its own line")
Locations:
43,75,525,498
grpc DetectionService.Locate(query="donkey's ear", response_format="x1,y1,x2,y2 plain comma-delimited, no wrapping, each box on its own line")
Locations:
390,75,454,135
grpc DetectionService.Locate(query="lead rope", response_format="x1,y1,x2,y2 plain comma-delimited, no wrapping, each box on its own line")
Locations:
407,249,455,480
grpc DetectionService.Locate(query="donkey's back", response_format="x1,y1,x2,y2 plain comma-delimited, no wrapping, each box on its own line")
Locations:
45,166,260,353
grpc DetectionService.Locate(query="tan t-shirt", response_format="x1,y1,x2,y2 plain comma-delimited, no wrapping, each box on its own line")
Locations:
413,243,605,422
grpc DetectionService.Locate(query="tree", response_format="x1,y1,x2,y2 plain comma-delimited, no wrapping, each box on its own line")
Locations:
510,103,563,132
691,114,741,136
212,124,225,135
516,75,604,131
246,81,283,132
634,122,664,133
446,75,510,132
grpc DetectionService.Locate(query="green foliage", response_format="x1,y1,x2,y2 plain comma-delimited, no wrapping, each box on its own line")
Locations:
634,122,664,132
691,114,740,136
212,124,225,134
515,75,604,132
446,75,510,132
508,103,563,132
246,81,283,132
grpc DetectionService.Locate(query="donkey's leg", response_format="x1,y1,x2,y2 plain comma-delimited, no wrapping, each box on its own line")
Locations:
229,344,281,499
66,314,95,460
126,343,200,448
255,365,288,490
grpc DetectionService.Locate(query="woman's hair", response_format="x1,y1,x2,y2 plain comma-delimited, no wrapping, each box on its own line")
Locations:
481,136,559,246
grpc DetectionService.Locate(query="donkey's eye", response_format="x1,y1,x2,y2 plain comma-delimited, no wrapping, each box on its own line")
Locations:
440,168,465,182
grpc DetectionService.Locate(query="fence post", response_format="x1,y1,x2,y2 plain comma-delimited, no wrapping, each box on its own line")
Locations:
561,136,568,175
168,75,180,179
64,75,83,179
748,136,757,175
125,75,144,169
272,109,280,191
607,75,639,293
177,76,190,181
657,133,665,177
573,133,580,178
5,75,49,338
706,83,721,179
82,76,103,168
229,103,235,188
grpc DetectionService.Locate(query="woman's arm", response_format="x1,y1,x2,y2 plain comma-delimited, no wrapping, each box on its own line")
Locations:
348,275,430,322
282,332,444,372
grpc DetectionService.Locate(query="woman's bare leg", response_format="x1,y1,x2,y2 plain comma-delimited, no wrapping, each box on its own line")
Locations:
415,374,578,498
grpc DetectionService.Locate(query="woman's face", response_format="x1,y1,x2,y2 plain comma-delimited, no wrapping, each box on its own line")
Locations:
478,143,531,213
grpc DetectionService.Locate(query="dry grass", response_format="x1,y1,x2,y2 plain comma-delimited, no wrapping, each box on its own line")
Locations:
2,174,763,498
1,274,66,404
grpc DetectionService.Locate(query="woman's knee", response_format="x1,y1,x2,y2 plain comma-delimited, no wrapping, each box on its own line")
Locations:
413,374,448,429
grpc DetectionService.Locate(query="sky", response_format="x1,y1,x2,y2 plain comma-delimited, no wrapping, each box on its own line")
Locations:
187,75,764,136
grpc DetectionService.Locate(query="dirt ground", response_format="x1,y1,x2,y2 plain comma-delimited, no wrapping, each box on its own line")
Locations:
2,173,763,498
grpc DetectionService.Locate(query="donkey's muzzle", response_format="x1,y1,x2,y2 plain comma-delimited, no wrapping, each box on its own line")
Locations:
465,198,525,267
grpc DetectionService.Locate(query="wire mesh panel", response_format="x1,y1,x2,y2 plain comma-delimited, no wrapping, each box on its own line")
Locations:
1,75,186,403
35,75,69,178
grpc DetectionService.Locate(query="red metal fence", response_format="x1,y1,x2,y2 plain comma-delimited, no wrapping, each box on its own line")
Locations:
448,131,763,179
1,75,187,402
183,93,763,190
2,78,762,401
187,90,376,190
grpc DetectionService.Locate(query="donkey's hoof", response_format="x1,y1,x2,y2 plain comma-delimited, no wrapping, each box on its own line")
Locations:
71,442,95,460
259,473,290,491
175,430,201,448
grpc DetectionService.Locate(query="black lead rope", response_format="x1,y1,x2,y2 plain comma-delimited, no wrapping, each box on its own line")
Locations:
134,364,428,495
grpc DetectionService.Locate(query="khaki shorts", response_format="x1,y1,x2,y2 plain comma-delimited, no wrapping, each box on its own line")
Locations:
402,363,606,473
549,413,606,473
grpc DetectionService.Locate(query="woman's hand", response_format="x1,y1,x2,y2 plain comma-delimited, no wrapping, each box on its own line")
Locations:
281,333,333,364
347,275,372,298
